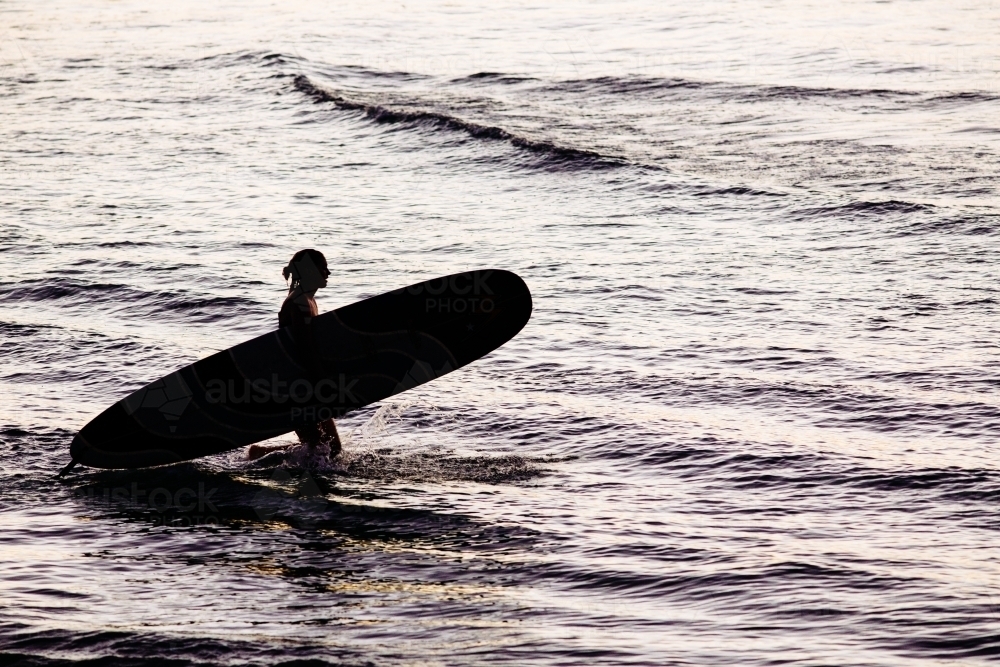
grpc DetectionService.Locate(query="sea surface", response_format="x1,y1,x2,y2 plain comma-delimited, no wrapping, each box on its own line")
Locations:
3,1,1000,664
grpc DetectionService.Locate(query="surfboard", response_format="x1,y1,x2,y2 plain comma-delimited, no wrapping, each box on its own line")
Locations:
69,269,531,469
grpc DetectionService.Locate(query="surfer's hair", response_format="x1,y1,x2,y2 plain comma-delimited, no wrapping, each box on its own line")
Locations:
283,249,327,291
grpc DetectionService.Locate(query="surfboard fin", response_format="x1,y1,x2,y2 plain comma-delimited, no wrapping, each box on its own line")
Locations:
57,458,79,478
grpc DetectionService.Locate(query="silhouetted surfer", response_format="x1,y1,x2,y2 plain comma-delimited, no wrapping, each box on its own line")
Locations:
247,249,343,461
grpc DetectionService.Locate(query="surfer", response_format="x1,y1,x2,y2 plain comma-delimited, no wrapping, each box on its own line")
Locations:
247,249,343,461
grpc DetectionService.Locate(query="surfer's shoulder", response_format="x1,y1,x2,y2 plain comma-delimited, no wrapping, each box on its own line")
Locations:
279,292,318,326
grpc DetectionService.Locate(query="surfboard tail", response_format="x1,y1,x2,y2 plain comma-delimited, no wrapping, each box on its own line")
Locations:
71,421,187,470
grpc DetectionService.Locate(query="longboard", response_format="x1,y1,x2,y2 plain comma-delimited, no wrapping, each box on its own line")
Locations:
70,269,531,469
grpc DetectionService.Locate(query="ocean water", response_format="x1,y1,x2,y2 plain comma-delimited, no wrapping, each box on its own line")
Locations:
3,1,1000,664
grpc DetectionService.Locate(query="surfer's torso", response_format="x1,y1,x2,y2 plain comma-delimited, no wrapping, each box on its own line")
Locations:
279,291,319,328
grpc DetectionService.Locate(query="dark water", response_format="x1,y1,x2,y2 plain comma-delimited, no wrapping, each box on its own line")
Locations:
3,1,1000,664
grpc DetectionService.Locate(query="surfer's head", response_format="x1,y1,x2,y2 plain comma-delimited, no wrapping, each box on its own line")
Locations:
283,249,329,293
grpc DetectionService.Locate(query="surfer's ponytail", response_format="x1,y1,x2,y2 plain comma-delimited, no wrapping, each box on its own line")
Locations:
283,248,327,291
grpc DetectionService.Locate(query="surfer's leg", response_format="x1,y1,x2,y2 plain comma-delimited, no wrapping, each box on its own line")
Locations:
320,419,342,457
288,422,340,458
295,423,322,447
